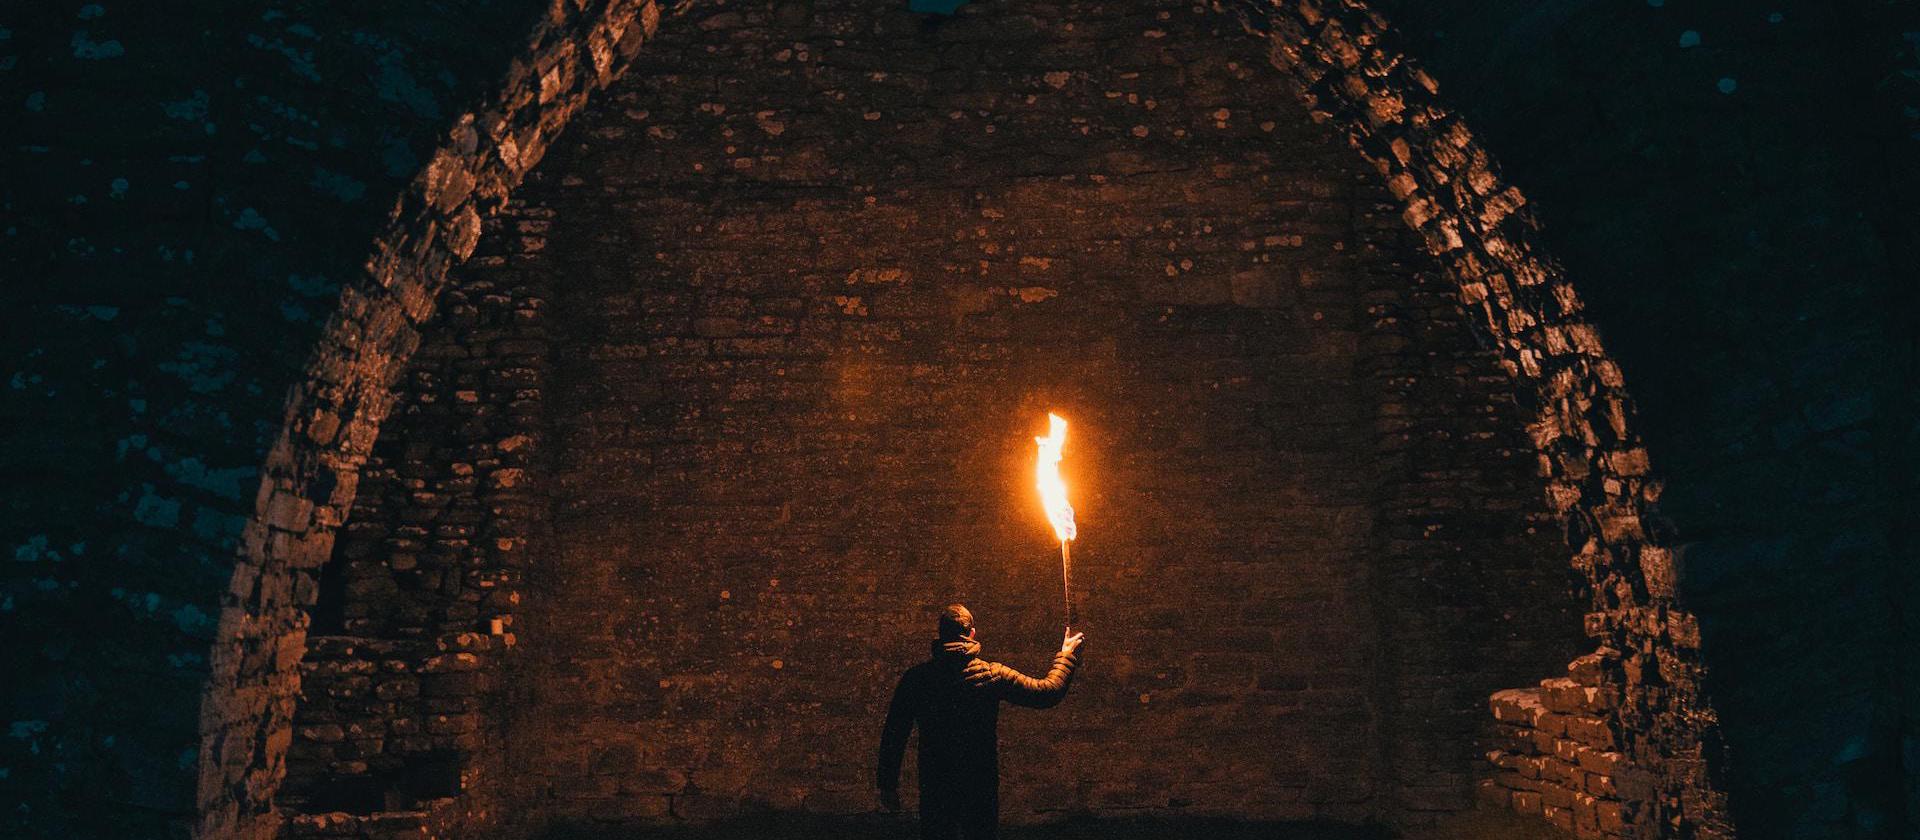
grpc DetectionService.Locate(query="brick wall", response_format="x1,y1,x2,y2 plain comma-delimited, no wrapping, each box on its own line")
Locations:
1483,653,1631,837
190,8,662,840
278,204,557,840
281,634,503,840
441,0,1585,830
1367,4,1920,837
1227,1,1739,836
1359,259,1587,822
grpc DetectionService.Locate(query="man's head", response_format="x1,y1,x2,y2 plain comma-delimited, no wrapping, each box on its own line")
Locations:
938,604,975,642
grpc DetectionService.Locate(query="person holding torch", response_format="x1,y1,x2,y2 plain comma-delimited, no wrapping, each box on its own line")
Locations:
876,605,1084,840
874,414,1089,839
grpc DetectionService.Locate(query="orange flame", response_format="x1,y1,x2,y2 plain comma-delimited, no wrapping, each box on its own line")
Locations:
1034,413,1076,543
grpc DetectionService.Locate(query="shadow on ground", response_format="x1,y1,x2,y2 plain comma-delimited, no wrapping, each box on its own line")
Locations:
532,808,1560,840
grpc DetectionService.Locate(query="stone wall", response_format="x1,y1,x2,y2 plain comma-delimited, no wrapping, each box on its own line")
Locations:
1365,3,1920,837
473,0,1581,830
278,204,557,840
1226,1,1736,837
1483,653,1631,838
1358,258,1587,821
281,634,503,840
191,7,661,840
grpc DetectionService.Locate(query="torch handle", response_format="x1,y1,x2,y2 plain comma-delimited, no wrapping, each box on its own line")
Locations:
1061,540,1076,632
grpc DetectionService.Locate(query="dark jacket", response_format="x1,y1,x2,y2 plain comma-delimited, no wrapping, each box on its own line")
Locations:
876,638,1081,803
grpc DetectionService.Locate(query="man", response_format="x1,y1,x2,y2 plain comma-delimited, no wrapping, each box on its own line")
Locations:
877,604,1085,840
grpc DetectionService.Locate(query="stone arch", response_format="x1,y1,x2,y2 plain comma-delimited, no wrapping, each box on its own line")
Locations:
192,4,664,838
1223,2,1730,837
188,1,1728,839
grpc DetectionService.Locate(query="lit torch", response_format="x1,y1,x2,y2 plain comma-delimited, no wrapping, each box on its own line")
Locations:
1034,412,1077,631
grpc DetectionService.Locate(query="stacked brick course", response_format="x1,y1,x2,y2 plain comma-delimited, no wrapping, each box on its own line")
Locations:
281,635,499,840
1481,651,1631,837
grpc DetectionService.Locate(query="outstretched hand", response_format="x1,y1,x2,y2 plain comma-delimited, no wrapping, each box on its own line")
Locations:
1061,630,1085,655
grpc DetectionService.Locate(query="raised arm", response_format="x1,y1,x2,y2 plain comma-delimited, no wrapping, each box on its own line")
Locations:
876,670,917,798
991,631,1084,709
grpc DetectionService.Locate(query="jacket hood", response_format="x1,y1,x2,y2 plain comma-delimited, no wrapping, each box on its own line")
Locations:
932,638,980,661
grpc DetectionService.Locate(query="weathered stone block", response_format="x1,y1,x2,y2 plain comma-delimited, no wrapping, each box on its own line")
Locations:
1512,790,1544,815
